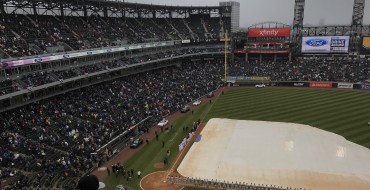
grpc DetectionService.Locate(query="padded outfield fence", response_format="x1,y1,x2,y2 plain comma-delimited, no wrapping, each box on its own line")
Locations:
229,80,370,90
166,176,306,190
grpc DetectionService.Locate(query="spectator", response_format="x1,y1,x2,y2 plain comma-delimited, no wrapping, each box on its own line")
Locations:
76,175,105,190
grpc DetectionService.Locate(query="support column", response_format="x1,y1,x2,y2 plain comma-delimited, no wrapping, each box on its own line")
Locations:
103,7,108,18
60,4,64,17
33,2,38,15
83,5,88,17
245,53,248,61
0,3,6,16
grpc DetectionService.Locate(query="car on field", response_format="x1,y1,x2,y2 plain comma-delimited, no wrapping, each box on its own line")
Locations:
130,138,143,148
157,118,169,127
255,84,266,88
180,105,190,113
206,91,214,98
193,99,202,106
116,185,126,190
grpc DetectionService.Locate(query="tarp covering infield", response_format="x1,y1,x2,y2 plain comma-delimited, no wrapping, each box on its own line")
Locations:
177,118,370,190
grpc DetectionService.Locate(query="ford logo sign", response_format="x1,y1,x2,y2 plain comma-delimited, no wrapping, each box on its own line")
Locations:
305,38,327,47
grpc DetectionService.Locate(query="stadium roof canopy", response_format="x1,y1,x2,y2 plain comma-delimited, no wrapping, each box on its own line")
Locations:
16,0,223,11
249,22,291,29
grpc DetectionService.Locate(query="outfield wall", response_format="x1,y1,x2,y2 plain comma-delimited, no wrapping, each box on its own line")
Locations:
233,81,370,90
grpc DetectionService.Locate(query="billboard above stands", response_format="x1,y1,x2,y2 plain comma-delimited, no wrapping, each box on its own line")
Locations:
247,28,290,37
359,36,370,55
301,36,350,54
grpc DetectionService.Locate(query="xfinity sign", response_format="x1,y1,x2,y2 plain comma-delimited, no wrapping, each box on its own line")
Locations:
248,28,290,37
259,29,279,36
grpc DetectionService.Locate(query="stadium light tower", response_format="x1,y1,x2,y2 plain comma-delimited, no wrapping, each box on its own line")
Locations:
224,30,228,82
351,0,365,26
293,0,305,28
292,0,305,55
350,0,365,53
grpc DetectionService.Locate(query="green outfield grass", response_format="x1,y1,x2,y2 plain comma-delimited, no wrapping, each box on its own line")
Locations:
104,88,370,189
103,98,216,190
205,88,370,147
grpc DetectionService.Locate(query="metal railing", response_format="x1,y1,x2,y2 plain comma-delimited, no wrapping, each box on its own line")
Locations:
166,176,307,190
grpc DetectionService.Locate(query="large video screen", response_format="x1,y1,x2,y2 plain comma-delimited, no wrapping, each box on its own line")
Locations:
301,36,350,53
359,36,370,55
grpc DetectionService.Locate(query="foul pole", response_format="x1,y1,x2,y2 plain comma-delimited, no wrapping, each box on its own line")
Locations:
224,30,228,82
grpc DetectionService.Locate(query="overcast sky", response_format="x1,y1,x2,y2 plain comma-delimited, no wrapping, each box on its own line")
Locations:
126,0,370,27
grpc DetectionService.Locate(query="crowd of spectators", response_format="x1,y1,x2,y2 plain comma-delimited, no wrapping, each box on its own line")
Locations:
0,13,228,58
5,14,54,53
0,79,20,95
0,59,223,189
140,19,173,41
229,58,370,83
30,15,80,51
3,8,369,190
203,17,222,40
186,16,223,42
2,51,370,97
0,47,221,96
0,21,38,58
62,16,109,50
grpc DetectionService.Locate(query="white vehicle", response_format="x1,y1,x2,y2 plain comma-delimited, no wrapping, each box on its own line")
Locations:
157,118,169,127
255,84,266,88
116,185,126,190
193,99,202,106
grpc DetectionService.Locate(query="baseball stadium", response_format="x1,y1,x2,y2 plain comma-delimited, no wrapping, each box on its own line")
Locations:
0,0,370,190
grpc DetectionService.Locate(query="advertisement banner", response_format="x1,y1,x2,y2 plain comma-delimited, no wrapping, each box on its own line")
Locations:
337,83,353,89
233,49,290,54
233,50,247,54
359,84,370,90
247,50,290,54
250,76,270,81
359,36,370,55
227,76,270,81
181,39,191,44
302,36,350,53
226,76,237,83
309,82,333,88
220,38,231,42
3,41,175,68
294,82,305,87
247,28,290,37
